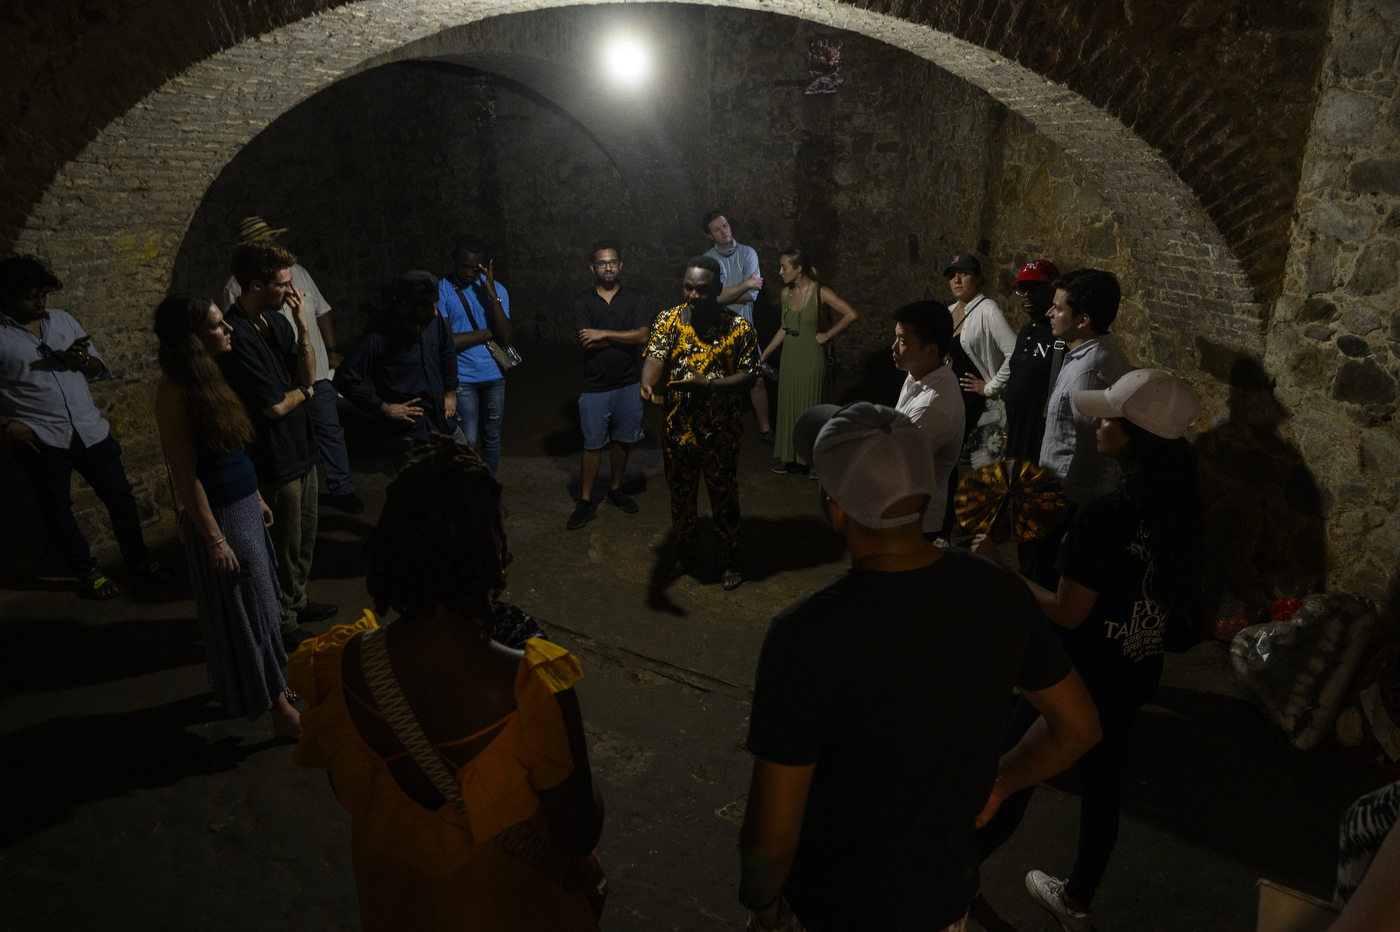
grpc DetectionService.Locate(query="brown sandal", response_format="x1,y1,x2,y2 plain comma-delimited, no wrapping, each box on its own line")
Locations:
721,567,742,591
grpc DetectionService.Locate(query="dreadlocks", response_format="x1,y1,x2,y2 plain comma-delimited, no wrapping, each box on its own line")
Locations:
364,434,508,619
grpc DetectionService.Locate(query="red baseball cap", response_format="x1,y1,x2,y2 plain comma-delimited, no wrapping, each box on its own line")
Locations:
1013,259,1060,284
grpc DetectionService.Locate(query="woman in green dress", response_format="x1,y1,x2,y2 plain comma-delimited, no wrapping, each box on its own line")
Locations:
759,247,859,475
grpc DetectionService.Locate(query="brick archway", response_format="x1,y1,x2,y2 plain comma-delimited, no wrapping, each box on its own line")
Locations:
14,0,1260,384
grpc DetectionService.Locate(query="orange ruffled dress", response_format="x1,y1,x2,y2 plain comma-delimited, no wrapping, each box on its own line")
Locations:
289,610,601,931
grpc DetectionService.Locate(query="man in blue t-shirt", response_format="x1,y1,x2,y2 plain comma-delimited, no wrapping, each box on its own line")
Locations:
701,210,773,444
438,234,512,474
739,402,1100,932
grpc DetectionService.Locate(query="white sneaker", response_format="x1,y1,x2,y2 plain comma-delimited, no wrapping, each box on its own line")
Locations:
1025,870,1091,932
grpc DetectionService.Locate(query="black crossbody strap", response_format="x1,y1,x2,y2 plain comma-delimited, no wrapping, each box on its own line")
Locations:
1043,340,1067,419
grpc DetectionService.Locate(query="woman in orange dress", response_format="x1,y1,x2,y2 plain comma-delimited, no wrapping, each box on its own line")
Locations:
290,436,605,930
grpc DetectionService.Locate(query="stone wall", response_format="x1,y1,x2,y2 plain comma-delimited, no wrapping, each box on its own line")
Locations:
1256,0,1400,604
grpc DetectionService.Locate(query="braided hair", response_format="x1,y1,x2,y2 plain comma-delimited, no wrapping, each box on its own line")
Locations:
364,434,508,620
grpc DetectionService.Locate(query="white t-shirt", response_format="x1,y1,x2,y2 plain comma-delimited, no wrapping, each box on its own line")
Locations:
222,263,333,383
896,362,966,532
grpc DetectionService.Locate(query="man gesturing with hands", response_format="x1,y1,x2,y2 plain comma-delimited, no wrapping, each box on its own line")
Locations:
220,241,335,650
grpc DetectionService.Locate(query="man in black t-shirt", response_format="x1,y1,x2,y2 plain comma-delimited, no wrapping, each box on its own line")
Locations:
220,241,337,649
567,240,651,530
1000,259,1060,463
739,401,1101,932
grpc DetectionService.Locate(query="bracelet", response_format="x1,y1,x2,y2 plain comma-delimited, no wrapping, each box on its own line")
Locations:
298,386,311,401
207,536,226,549
326,345,337,354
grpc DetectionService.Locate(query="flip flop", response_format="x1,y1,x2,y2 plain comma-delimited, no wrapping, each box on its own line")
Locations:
80,573,122,600
721,567,742,591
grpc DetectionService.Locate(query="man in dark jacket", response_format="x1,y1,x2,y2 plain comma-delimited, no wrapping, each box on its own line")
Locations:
334,271,463,468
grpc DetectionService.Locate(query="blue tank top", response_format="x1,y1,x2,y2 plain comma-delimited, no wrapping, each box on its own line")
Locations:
196,447,259,507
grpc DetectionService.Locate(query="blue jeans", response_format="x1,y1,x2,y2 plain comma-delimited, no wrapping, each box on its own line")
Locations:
307,379,353,496
11,433,148,576
456,379,505,473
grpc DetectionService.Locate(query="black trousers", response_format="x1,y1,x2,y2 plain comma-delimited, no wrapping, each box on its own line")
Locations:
975,687,1149,909
11,433,148,576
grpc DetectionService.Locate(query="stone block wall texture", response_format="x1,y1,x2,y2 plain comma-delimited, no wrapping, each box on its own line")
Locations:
1254,0,1400,604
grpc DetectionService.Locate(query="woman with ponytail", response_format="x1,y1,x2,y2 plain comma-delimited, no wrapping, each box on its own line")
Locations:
759,246,858,475
971,369,1202,932
154,293,300,738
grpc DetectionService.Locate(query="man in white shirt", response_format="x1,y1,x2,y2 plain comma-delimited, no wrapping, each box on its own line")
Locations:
891,300,965,541
701,210,772,443
1028,268,1133,586
222,216,362,515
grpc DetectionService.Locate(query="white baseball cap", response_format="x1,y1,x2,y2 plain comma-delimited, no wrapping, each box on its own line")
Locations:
793,402,937,529
1074,369,1201,439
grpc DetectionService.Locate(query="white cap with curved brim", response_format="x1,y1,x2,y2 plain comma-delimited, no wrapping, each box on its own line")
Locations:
1073,369,1201,440
793,402,937,529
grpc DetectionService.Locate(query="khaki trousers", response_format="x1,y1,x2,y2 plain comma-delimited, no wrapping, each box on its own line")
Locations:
260,468,318,632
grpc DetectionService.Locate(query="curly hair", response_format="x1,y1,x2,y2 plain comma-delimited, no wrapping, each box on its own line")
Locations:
0,254,62,297
230,241,296,290
153,293,255,454
364,435,508,620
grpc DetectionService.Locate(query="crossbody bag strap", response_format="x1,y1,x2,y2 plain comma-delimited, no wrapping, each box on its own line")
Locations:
453,282,488,334
358,628,467,816
1042,339,1067,419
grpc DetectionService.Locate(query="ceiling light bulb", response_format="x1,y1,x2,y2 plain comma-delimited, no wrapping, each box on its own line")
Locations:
605,39,650,84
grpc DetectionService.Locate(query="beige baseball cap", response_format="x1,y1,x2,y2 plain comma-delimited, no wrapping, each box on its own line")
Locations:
1074,369,1201,439
793,402,937,529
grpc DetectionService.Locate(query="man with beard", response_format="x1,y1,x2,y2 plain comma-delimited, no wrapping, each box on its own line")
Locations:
0,255,169,599
222,240,336,645
333,271,461,469
640,256,761,590
568,239,651,530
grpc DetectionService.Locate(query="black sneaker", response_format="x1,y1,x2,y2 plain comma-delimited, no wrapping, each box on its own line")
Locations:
281,625,317,653
607,489,638,513
759,429,776,444
321,492,365,515
300,601,340,623
567,500,597,530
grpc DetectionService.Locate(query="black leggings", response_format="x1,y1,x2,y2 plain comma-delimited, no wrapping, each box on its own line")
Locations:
975,689,1149,908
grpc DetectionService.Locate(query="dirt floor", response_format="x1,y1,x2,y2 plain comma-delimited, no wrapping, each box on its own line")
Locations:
1,340,1392,931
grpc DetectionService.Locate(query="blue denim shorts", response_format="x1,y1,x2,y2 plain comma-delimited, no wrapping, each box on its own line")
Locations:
579,383,644,450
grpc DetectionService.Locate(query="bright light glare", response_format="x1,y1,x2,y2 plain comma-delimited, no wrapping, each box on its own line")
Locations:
605,39,650,84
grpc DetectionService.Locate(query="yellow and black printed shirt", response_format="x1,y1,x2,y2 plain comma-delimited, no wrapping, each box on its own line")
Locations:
644,303,762,451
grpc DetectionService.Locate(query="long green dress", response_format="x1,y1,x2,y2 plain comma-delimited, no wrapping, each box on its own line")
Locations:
773,284,828,465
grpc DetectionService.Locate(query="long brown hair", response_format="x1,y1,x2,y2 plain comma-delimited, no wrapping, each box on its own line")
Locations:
153,293,255,454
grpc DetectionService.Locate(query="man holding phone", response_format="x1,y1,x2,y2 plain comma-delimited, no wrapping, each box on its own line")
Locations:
0,254,169,599
439,234,513,475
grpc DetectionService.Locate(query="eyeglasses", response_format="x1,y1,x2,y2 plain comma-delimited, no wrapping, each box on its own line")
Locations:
593,259,621,268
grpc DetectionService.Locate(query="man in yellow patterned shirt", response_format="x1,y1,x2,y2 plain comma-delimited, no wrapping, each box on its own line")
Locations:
641,256,761,590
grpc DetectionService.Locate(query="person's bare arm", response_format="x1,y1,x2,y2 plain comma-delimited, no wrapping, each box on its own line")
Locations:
262,386,311,420
155,381,239,574
286,286,315,389
480,261,514,346
535,688,605,856
1331,811,1400,932
640,356,665,404
315,313,342,369
816,287,859,344
718,278,760,305
668,369,756,394
970,535,1098,630
760,328,786,362
976,669,1102,827
580,326,649,348
739,758,816,928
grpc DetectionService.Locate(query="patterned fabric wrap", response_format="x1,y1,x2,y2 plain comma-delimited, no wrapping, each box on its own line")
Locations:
1335,780,1400,904
181,491,287,719
955,458,1068,543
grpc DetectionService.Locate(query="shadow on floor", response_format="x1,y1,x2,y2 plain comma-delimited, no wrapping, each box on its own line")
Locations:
645,514,846,614
0,616,206,699
0,693,283,847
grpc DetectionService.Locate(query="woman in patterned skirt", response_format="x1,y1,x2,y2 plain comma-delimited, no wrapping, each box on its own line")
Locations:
154,293,300,738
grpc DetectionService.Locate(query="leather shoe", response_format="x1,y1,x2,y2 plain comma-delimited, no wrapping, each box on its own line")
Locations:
281,626,317,653
300,601,340,623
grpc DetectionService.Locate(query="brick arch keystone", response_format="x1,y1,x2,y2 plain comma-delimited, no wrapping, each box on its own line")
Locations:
14,0,1262,383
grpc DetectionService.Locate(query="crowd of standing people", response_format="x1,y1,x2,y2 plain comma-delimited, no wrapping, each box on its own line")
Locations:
5,207,1396,932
